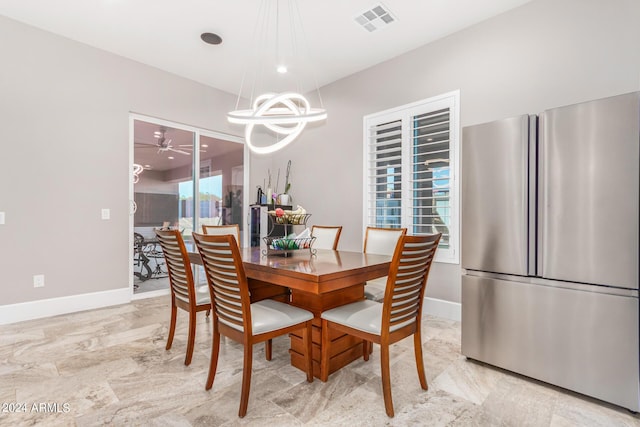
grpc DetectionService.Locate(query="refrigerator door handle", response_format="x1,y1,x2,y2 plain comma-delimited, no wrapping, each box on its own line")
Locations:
528,115,537,276
537,112,545,277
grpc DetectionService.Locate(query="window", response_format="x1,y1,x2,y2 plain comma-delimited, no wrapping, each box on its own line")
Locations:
363,91,460,263
178,174,223,234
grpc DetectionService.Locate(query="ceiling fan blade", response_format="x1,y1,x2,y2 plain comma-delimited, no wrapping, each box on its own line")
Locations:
176,146,206,152
168,147,191,155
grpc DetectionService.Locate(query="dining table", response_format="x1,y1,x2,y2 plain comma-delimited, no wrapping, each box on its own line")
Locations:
188,245,391,380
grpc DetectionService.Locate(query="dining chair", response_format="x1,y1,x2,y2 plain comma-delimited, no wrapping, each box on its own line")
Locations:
320,233,441,417
311,225,343,250
154,228,212,366
192,232,314,418
202,224,240,245
201,222,276,359
363,226,407,302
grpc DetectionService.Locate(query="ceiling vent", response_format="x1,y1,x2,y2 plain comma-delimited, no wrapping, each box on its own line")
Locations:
354,3,396,32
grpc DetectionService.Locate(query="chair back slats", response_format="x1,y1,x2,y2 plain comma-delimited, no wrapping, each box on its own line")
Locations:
192,233,250,333
383,234,441,333
154,229,195,305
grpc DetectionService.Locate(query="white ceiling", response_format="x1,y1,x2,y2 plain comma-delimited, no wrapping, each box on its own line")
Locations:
0,0,532,95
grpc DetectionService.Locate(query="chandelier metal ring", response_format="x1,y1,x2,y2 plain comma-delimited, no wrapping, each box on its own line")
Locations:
132,163,144,184
228,92,327,155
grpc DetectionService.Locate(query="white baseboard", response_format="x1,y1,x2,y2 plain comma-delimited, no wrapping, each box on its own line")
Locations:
424,297,461,322
0,290,459,326
0,288,131,325
131,288,169,301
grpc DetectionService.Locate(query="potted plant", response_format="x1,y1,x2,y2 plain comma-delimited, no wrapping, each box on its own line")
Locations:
280,160,292,205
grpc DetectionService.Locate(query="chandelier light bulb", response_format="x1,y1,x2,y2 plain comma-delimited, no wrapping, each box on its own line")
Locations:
277,65,288,74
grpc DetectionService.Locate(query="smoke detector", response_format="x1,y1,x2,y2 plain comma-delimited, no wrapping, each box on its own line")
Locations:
354,3,396,33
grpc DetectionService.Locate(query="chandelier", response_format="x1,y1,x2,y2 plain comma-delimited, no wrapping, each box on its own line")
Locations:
132,163,144,184
227,0,327,155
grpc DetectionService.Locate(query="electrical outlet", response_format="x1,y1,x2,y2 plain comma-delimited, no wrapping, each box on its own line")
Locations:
101,208,110,220
33,274,45,288
0,211,4,225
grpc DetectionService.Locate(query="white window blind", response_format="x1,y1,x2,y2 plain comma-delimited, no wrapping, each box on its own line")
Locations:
363,91,460,263
365,119,403,228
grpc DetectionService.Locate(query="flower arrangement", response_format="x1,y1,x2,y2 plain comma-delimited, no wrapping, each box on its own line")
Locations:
284,160,292,195
265,160,293,205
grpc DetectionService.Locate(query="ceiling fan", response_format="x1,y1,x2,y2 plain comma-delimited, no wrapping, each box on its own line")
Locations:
135,127,190,155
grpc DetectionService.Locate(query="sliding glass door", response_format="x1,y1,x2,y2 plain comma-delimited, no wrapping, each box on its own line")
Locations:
133,121,194,293
131,116,246,297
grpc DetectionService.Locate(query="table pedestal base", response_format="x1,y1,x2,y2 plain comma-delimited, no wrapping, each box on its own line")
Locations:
288,285,365,380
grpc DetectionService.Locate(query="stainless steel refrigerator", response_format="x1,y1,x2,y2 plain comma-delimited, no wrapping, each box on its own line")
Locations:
461,91,640,411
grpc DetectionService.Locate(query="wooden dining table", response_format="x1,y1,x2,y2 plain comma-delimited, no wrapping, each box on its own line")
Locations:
189,246,391,379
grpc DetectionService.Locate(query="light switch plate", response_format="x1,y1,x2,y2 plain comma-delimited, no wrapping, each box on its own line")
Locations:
0,212,4,225
33,274,45,288
101,208,110,220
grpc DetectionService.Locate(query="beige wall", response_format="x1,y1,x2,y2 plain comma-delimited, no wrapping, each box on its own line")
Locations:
0,15,243,306
256,0,640,303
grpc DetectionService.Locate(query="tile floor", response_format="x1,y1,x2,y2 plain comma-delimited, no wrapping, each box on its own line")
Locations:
1,296,639,426
134,275,170,294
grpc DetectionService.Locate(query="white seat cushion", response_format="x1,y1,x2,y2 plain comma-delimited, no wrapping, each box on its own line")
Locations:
251,299,314,335
364,277,387,302
321,300,383,335
195,285,211,305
